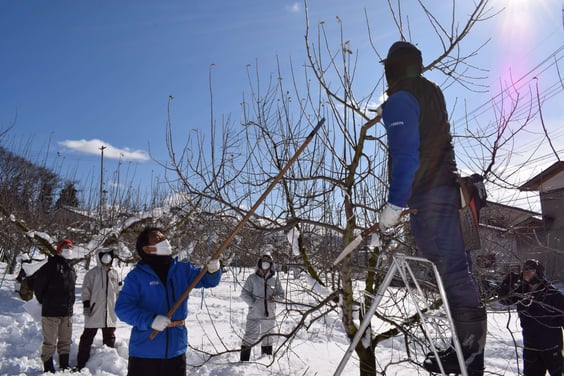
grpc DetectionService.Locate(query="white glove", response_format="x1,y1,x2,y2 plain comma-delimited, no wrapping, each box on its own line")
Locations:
379,203,403,233
151,315,171,331
207,258,220,273
375,104,383,117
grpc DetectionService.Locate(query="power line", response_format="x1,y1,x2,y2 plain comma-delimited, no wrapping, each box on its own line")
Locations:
452,45,564,127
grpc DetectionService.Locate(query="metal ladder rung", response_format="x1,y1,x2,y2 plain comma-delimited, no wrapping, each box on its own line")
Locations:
334,253,468,376
420,311,448,320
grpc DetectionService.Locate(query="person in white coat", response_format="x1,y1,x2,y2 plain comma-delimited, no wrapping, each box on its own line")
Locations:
240,250,284,361
76,248,121,370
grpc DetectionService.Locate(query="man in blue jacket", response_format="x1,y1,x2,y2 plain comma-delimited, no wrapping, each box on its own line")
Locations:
378,41,486,375
115,227,221,376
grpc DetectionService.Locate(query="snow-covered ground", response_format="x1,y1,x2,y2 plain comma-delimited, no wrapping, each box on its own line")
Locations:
0,259,535,375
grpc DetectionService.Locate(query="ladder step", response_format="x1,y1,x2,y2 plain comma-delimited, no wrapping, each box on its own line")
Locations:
420,311,449,320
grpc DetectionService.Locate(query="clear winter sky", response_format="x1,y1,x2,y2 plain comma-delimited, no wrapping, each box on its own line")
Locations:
0,0,563,208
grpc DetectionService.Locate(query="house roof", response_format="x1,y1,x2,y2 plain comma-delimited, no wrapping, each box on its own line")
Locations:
482,200,540,216
480,200,542,230
519,161,564,193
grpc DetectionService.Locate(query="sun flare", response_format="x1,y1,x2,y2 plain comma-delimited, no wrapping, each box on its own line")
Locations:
494,0,555,80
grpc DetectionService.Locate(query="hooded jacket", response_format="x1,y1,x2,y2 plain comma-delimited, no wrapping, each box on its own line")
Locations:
115,258,221,359
82,249,121,328
33,254,76,317
241,258,284,319
498,274,564,350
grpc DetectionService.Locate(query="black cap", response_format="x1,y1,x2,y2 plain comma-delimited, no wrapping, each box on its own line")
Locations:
382,41,423,86
381,41,422,64
523,259,544,279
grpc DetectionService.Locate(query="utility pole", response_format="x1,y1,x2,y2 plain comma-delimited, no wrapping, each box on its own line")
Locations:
99,145,106,226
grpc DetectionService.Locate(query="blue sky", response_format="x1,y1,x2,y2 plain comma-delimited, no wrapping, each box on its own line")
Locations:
0,0,562,208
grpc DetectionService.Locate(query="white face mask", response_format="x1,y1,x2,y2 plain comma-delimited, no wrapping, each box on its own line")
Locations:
261,261,271,270
101,254,112,264
60,249,73,259
154,239,172,256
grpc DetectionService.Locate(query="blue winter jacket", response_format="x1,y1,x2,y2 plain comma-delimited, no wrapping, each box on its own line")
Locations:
382,76,458,208
115,258,221,358
382,90,420,208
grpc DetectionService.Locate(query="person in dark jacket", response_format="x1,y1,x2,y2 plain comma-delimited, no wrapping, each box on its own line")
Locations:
33,238,77,373
240,250,284,361
115,227,221,376
378,41,487,375
497,259,564,376
76,247,121,370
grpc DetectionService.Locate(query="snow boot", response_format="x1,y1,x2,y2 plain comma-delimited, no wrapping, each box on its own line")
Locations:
261,345,272,355
424,306,486,375
240,345,252,362
43,357,56,373
423,347,461,374
452,306,486,375
59,353,70,370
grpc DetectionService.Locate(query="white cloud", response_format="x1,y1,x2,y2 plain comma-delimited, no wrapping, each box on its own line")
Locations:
58,138,150,162
286,2,301,13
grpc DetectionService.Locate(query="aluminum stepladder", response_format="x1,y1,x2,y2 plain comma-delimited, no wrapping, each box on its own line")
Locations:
333,253,468,376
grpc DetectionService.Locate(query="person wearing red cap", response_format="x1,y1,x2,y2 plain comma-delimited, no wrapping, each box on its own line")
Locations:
33,238,77,372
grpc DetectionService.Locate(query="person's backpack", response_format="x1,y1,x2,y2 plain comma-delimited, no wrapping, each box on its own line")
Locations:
16,263,34,301
16,259,47,301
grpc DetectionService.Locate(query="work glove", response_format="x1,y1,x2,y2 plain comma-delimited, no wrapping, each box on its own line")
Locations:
206,257,220,273
375,104,383,117
499,272,521,295
151,315,171,331
379,203,403,233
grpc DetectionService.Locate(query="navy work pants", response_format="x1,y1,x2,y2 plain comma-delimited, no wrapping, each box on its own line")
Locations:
409,185,481,309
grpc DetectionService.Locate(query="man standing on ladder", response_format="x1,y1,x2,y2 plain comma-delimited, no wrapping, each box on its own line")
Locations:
378,41,487,375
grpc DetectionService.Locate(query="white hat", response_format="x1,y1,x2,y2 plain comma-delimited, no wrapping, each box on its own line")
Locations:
259,249,273,259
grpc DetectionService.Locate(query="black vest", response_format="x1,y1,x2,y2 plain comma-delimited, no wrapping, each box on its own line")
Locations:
386,76,458,200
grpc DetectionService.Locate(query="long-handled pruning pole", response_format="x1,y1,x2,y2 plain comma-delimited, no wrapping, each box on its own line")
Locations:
150,118,325,340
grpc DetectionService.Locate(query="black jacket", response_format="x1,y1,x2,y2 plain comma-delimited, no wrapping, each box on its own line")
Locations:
33,255,76,317
498,273,564,351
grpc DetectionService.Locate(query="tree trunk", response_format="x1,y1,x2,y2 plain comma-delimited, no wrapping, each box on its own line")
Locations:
355,341,377,376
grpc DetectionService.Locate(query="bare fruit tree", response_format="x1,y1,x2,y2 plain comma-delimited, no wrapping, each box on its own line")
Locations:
162,0,494,373
151,0,557,375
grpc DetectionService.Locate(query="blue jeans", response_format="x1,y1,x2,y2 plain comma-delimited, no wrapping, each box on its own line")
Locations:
409,185,481,309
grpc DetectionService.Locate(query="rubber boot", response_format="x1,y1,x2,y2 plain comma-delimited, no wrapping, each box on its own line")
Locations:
261,345,272,355
59,353,70,370
240,345,252,362
452,306,487,376
43,357,56,373
424,306,486,375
